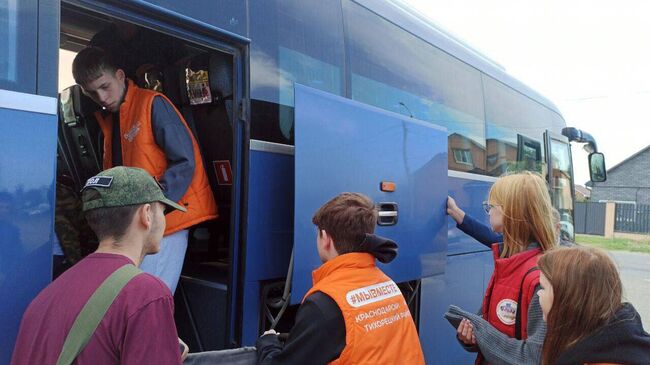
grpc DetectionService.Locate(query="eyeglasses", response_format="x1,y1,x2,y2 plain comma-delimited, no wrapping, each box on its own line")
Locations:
482,201,500,214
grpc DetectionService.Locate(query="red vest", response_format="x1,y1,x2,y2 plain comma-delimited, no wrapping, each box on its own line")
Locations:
478,244,541,364
304,253,425,365
95,80,218,235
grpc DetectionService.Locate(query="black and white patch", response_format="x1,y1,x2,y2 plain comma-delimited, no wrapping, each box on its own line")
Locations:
84,176,113,189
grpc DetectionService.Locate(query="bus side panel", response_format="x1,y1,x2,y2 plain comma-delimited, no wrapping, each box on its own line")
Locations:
447,175,494,255
242,148,294,344
241,280,261,346
292,84,448,304
419,251,493,365
0,108,57,363
417,174,493,364
244,149,293,281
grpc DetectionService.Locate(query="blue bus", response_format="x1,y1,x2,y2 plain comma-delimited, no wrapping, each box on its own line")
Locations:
0,0,605,363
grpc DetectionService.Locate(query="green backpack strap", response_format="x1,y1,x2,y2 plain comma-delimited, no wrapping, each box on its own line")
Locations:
56,264,142,365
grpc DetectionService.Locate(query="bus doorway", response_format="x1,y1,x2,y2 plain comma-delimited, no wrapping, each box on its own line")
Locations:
56,2,247,352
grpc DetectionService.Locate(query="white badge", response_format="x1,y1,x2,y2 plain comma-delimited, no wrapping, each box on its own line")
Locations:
496,299,517,325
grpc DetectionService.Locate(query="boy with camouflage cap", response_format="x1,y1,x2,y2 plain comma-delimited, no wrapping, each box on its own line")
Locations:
12,167,185,365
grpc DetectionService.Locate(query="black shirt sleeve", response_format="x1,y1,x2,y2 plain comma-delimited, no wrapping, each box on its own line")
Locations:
111,113,122,166
256,292,346,365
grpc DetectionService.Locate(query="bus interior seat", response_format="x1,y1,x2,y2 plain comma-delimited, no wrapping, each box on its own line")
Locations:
140,64,202,142
58,84,102,189
178,52,234,262
207,51,234,124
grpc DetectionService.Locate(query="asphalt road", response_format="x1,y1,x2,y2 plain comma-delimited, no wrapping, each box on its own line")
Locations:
610,251,650,330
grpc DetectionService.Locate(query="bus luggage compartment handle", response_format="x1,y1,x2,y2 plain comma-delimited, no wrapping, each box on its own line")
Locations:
377,203,398,226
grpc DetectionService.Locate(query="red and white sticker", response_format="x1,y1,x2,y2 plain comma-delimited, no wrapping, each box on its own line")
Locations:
213,160,233,186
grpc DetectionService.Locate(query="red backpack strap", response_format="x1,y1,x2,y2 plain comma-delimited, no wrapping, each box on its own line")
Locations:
515,266,539,340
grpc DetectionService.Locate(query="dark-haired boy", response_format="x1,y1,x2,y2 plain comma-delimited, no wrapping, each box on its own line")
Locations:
11,167,187,364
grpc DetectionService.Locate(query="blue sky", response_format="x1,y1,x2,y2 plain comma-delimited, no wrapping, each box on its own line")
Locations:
401,0,650,185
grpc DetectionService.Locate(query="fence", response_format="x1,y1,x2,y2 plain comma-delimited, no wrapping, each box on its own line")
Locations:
615,203,650,234
575,202,650,236
574,202,606,235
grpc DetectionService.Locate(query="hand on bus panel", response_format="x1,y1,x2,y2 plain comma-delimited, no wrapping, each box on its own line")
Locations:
446,196,466,225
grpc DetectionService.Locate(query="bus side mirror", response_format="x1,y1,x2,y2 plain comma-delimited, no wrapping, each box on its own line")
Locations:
589,152,607,182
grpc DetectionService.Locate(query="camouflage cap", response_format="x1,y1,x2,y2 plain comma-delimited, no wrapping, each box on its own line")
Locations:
81,166,186,213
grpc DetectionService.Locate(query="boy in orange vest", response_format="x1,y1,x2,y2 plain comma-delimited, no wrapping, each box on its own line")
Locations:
71,47,217,293
256,192,425,365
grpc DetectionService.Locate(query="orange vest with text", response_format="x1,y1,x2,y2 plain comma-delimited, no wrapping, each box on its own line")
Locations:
95,80,218,235
304,253,425,365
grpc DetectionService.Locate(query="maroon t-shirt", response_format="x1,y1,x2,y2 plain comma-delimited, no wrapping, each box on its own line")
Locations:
11,253,182,365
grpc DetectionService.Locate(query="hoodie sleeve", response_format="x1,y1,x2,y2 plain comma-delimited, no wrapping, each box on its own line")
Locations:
445,286,545,365
360,234,398,263
457,214,503,247
150,96,196,203
256,292,346,365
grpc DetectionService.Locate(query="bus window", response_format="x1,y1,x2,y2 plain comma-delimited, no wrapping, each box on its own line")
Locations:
0,0,38,93
141,0,246,36
249,0,345,144
516,133,543,172
343,1,487,175
549,138,575,240
484,75,551,176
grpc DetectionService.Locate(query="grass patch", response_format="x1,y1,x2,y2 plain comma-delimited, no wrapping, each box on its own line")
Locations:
575,234,650,254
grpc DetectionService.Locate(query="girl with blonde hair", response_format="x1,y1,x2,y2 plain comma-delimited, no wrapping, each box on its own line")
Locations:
445,171,557,364
538,246,650,365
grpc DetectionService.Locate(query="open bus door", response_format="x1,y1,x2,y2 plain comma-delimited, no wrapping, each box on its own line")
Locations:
289,84,449,306
0,0,58,362
53,0,251,353
545,130,576,241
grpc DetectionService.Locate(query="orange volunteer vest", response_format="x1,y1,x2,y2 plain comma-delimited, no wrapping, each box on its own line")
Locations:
95,80,218,235
304,253,425,365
